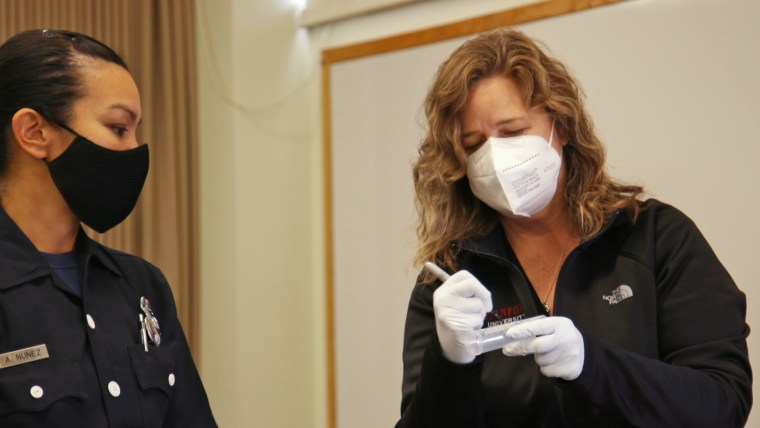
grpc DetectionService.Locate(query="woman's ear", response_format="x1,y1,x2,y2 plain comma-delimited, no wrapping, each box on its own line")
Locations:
10,108,57,160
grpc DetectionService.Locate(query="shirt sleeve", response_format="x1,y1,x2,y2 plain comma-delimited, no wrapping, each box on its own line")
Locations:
561,204,752,426
162,322,217,428
138,263,217,428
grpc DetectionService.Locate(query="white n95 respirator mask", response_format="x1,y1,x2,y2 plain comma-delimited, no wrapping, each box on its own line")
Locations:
466,125,561,217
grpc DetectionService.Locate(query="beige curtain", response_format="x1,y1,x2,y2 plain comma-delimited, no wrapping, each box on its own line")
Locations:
0,0,200,357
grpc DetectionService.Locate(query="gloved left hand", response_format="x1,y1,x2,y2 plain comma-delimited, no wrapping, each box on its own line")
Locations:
501,316,584,381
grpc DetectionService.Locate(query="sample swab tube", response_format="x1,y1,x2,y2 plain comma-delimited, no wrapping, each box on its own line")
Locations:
462,315,545,356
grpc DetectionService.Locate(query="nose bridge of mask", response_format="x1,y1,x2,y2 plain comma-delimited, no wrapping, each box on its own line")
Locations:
468,133,545,177
490,135,549,166
466,119,559,173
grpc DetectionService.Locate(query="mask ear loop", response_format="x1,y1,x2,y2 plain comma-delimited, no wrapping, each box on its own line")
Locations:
37,113,81,163
45,122,83,164
549,120,555,146
549,120,560,156
550,120,563,180
51,121,81,140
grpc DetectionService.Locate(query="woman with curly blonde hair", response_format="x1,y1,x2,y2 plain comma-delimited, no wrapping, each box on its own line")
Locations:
398,28,750,427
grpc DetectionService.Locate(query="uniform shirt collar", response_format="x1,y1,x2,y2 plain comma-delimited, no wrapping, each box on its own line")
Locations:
0,205,121,291
73,227,122,276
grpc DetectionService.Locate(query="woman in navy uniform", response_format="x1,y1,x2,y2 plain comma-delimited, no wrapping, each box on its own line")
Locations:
0,30,216,427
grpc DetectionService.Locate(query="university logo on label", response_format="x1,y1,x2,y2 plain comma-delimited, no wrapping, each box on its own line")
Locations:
602,285,633,305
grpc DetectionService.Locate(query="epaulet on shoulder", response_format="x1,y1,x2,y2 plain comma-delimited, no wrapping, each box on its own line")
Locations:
98,243,162,274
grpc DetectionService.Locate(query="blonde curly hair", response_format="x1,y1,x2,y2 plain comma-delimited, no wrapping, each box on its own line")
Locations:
413,28,644,272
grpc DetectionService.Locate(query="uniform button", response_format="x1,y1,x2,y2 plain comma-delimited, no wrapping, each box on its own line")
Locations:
30,385,44,399
86,314,96,329
168,373,176,387
108,381,121,397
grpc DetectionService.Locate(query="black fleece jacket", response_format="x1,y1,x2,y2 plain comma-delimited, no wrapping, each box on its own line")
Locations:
397,200,751,427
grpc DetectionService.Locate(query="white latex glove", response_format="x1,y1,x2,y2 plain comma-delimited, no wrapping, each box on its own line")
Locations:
433,270,493,364
501,316,584,381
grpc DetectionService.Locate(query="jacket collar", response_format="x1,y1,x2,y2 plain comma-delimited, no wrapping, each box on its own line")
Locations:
454,208,634,259
455,223,513,261
0,205,121,290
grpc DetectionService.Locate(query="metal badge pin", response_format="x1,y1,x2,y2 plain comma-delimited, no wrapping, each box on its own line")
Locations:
139,314,148,352
140,296,161,347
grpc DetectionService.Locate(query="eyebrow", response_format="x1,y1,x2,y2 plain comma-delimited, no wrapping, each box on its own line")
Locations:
461,117,525,140
109,104,143,125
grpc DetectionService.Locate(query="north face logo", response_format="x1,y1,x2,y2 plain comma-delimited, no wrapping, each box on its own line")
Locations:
602,285,633,305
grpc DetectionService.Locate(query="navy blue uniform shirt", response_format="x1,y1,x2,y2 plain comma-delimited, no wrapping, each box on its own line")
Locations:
0,207,216,427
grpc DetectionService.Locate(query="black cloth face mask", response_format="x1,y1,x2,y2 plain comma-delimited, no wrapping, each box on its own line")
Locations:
46,123,149,233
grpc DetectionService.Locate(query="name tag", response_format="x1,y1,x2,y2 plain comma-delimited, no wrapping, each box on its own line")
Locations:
0,344,50,369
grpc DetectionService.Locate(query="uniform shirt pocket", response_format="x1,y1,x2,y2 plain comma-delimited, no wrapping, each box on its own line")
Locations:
0,359,87,416
128,343,178,397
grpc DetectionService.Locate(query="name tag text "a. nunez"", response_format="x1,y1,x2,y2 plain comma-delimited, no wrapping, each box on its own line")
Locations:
0,344,49,369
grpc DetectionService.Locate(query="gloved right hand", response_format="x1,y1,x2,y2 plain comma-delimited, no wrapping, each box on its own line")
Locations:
433,270,493,364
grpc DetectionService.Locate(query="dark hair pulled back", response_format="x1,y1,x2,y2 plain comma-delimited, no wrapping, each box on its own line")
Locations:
0,29,128,174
